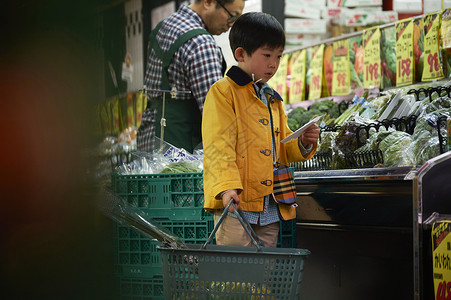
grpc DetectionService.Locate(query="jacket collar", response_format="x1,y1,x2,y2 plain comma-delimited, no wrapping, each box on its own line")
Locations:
226,66,284,101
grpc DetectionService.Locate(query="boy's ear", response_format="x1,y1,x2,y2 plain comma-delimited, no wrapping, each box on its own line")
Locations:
234,47,246,62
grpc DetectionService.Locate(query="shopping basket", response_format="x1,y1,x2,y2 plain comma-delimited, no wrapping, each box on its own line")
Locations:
157,200,310,299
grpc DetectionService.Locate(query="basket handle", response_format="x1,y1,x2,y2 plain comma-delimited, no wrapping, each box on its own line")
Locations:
201,199,264,250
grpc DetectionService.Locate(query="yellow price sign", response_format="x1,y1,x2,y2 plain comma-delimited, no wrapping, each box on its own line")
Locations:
308,44,325,101
363,27,381,88
126,92,135,127
269,53,290,100
423,12,444,81
442,9,451,49
432,221,451,300
289,50,307,103
332,39,350,96
111,96,121,135
396,18,415,87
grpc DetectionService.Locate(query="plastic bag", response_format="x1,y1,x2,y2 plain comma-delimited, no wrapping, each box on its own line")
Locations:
115,138,203,175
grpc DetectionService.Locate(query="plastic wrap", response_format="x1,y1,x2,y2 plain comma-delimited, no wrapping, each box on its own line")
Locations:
378,131,414,167
408,113,442,166
318,131,338,153
115,138,203,175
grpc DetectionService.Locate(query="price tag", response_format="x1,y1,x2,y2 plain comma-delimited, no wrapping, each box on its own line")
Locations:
111,96,121,135
289,50,307,103
423,12,444,81
308,44,325,100
363,26,381,88
268,53,290,100
332,39,350,96
396,18,415,87
432,221,451,300
442,9,451,49
126,93,135,126
136,91,145,128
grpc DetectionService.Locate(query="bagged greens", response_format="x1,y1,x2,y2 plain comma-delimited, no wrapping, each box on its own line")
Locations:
378,131,414,167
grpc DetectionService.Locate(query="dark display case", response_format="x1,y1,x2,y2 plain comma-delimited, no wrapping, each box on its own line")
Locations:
294,152,451,300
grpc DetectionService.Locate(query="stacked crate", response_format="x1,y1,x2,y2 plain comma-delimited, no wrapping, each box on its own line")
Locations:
112,172,210,299
111,172,297,299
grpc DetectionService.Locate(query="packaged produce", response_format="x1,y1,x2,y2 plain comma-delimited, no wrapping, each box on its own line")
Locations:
318,131,338,154
448,117,451,152
408,111,447,166
356,127,396,151
115,138,203,175
378,131,414,167
332,117,375,169
118,126,137,152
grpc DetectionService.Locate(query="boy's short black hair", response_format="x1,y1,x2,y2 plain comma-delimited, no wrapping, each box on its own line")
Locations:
229,12,285,60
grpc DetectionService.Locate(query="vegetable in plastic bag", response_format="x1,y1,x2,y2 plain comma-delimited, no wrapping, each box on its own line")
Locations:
318,131,338,153
408,112,443,166
378,131,414,167
332,118,373,169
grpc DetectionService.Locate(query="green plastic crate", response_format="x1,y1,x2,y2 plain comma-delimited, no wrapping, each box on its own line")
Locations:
112,172,204,220
119,276,164,300
277,218,297,248
114,216,214,279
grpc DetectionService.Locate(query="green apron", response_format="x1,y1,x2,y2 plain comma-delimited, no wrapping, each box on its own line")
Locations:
147,22,209,153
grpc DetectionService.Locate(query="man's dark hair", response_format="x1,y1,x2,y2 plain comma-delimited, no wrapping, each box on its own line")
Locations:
229,12,285,60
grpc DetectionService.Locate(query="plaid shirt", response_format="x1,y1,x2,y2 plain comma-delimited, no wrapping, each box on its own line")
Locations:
137,5,224,152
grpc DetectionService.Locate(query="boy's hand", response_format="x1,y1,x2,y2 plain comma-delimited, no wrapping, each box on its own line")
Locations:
300,123,320,147
222,190,240,213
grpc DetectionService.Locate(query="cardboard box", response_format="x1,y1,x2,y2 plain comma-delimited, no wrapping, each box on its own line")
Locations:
285,18,328,34
286,33,326,47
285,1,322,19
286,0,326,10
393,0,422,13
343,9,398,26
327,0,382,7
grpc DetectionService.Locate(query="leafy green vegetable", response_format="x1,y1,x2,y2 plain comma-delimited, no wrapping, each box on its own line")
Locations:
356,127,396,151
310,99,340,119
408,112,444,166
318,132,338,153
287,106,306,130
378,131,414,167
425,96,451,113
332,119,372,169
160,161,201,174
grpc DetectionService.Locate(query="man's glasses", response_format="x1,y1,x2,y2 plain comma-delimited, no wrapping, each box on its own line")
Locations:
217,1,240,23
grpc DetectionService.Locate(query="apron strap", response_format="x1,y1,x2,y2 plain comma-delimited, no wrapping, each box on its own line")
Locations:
148,22,209,90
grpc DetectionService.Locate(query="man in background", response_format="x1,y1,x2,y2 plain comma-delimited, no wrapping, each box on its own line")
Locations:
137,0,245,153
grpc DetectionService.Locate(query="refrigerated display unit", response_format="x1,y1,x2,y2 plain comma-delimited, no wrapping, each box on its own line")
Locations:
293,151,451,300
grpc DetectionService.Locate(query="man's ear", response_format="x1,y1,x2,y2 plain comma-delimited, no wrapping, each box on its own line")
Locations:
203,0,214,9
234,47,246,62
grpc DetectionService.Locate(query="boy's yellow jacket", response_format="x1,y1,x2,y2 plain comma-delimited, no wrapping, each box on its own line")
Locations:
202,66,317,220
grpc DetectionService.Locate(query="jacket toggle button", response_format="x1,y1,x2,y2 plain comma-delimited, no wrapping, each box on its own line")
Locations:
261,179,272,186
259,118,269,125
260,149,271,156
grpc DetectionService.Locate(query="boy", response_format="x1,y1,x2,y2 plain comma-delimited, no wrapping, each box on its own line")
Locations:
202,12,320,247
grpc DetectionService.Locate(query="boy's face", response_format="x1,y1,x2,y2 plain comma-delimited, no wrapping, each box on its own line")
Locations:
239,45,284,83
